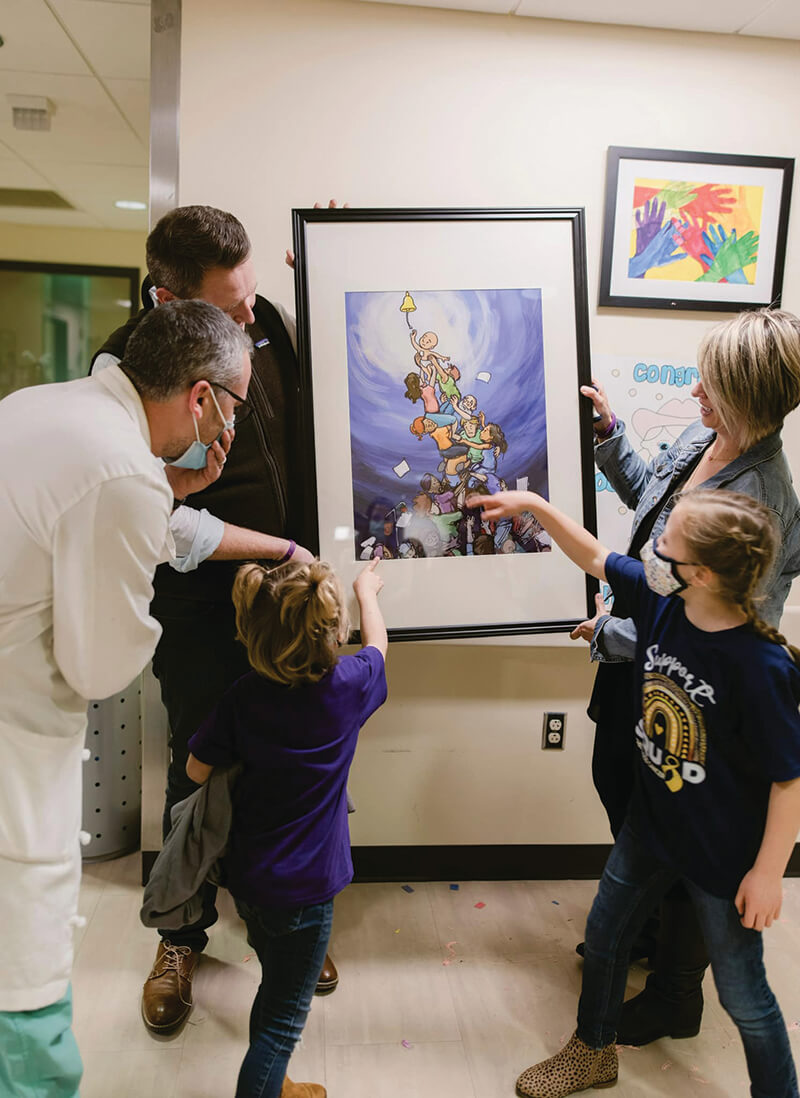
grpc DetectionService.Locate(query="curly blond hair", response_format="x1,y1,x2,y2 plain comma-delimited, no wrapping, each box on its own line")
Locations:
232,560,350,686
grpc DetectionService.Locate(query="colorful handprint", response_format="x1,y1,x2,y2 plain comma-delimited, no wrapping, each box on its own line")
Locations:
680,183,736,227
696,226,759,284
629,221,686,279
629,174,763,284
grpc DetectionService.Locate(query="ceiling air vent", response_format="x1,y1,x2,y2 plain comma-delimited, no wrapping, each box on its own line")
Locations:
7,94,55,132
0,189,74,210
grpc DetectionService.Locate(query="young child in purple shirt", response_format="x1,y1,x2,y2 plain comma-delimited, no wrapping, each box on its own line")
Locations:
186,557,388,1098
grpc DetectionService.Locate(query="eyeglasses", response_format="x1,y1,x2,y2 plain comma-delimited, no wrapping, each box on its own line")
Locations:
211,382,253,424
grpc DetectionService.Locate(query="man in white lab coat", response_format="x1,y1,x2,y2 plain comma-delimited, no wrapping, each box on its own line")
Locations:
0,299,252,1098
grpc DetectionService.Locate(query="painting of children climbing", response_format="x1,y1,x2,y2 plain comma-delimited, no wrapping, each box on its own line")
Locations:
345,288,551,561
600,147,794,312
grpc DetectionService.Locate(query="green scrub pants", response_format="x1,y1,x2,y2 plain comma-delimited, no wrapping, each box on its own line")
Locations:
0,986,82,1098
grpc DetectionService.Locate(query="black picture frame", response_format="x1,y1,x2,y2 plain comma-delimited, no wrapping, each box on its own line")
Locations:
292,207,598,642
599,146,794,312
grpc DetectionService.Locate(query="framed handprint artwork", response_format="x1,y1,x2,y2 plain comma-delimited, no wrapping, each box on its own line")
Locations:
599,147,794,312
292,207,598,641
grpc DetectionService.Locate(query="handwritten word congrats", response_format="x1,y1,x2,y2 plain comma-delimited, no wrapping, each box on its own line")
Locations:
633,363,699,388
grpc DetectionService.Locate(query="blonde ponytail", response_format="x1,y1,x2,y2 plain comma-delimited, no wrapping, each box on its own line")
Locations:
742,592,800,670
677,489,800,670
232,559,350,685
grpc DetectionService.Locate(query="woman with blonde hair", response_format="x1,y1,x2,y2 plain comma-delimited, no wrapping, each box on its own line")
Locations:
185,558,388,1098
578,307,800,1045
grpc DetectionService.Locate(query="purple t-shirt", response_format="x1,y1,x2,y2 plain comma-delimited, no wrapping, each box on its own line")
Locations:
188,645,387,909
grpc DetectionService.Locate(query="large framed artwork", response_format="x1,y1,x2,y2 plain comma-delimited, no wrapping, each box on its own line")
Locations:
599,146,794,312
293,208,597,641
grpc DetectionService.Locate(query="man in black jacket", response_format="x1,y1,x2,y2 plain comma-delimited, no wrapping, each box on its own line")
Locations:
94,206,340,1034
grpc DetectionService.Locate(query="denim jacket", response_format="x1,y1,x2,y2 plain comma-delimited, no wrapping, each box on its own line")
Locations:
590,420,800,663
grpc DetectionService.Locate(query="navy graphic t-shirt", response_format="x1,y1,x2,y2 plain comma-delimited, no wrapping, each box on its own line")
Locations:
605,552,800,899
188,645,387,909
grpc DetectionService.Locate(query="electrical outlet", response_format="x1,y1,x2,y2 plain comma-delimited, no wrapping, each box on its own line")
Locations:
542,712,566,750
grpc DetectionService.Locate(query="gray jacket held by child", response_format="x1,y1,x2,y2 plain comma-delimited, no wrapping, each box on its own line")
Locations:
140,765,242,930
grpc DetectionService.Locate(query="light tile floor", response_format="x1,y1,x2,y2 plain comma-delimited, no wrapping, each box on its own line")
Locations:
73,855,800,1098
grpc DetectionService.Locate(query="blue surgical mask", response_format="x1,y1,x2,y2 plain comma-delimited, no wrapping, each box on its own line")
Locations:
168,388,233,470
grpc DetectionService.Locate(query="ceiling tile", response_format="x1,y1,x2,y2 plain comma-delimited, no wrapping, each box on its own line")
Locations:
0,0,90,76
37,160,147,228
105,77,148,144
739,0,800,38
513,0,767,33
0,205,100,227
0,72,145,166
47,0,150,79
0,156,55,190
357,0,514,11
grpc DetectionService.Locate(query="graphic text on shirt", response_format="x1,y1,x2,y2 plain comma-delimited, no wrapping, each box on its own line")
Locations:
636,671,708,793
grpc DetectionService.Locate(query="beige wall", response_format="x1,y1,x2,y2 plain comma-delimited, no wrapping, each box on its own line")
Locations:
178,0,800,848
0,222,146,275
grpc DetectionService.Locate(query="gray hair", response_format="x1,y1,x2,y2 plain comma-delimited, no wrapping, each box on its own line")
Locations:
120,299,252,401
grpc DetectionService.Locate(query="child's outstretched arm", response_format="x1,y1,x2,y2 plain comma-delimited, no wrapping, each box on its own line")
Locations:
354,559,388,658
467,491,609,581
736,776,800,931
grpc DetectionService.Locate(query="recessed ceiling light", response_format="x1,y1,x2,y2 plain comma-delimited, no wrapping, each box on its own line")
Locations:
115,199,147,210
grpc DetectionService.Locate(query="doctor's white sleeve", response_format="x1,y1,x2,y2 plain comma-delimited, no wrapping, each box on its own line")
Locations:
169,504,225,572
51,474,173,701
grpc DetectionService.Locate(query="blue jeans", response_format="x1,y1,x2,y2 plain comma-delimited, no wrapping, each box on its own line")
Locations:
578,821,798,1098
0,986,82,1098
233,897,333,1098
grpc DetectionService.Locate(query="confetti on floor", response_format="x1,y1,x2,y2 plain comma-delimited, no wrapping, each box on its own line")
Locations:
401,1039,412,1049
552,900,560,905
401,884,415,893
442,941,458,966
474,902,486,909
449,883,460,891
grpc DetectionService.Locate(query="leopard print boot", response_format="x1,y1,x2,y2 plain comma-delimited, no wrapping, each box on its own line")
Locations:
515,1031,618,1097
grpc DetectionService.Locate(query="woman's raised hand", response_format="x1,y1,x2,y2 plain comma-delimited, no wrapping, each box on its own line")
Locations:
580,378,614,434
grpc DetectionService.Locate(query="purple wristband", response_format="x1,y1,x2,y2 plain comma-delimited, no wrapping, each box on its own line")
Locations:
594,413,617,441
277,539,296,564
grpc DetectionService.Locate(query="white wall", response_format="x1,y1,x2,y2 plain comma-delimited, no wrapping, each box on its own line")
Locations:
178,0,800,847
0,222,146,272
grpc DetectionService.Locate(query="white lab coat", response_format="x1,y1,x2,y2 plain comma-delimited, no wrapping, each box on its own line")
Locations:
0,365,173,1011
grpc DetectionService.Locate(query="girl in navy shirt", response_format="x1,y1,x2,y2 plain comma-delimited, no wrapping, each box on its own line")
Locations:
186,558,387,1098
469,487,800,1098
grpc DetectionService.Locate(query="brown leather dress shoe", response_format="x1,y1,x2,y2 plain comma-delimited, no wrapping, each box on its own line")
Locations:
280,1077,326,1098
141,940,200,1033
314,952,338,994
